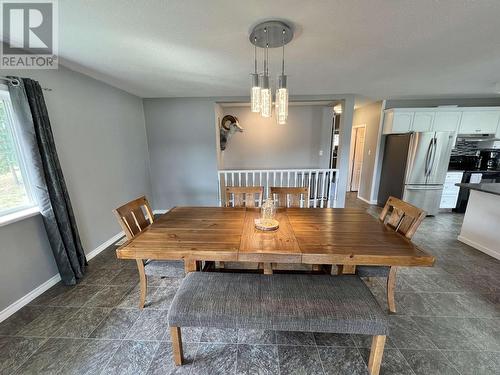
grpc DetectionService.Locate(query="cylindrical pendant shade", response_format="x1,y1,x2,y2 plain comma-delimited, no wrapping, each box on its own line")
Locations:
250,73,260,112
276,74,288,124
260,75,272,117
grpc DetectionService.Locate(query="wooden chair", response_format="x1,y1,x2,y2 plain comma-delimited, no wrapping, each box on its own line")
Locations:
356,196,426,313
270,187,309,208
225,186,264,208
113,196,184,309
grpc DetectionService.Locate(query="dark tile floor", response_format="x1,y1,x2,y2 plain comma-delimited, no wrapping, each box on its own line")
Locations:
0,193,499,374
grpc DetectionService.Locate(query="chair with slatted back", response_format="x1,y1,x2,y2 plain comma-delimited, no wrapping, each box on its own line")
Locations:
113,196,184,308
225,186,264,208
270,187,309,208
356,196,426,313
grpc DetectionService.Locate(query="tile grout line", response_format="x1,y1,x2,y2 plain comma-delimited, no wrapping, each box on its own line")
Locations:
311,332,327,375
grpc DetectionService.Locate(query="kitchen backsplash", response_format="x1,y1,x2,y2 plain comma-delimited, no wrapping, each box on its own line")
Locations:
451,139,479,156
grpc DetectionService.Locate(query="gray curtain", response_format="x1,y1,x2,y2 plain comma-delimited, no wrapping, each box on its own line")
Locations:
8,78,86,285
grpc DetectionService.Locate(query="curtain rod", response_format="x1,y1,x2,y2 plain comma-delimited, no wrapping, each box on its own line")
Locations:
0,76,52,91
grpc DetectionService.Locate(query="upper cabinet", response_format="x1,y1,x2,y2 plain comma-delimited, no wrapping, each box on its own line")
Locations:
433,111,461,131
383,107,500,135
383,110,413,134
459,110,500,134
412,112,435,132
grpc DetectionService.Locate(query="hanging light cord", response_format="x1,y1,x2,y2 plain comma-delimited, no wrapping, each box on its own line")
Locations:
254,37,258,74
282,29,285,75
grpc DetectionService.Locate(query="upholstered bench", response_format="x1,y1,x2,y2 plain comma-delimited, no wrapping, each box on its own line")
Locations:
167,272,389,375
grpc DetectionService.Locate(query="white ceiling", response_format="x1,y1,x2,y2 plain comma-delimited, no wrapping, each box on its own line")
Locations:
59,0,500,99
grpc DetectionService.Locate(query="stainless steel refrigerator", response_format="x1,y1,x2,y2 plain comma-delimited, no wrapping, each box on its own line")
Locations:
377,132,455,215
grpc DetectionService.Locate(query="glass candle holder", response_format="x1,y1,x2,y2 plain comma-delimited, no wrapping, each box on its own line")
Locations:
261,198,276,225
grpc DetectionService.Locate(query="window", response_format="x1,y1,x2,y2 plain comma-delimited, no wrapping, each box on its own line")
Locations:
0,86,35,217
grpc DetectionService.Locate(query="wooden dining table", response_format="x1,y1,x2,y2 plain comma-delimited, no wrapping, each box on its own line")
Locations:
116,207,435,273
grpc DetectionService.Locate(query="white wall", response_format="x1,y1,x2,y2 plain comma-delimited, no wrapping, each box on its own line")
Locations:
220,105,332,170
352,101,383,203
0,65,151,313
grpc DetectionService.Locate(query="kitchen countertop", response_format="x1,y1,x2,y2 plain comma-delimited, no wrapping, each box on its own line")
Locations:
455,183,500,196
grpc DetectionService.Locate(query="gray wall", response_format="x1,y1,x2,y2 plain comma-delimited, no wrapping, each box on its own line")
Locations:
352,101,383,202
143,96,355,209
221,105,332,170
143,98,219,209
0,65,151,312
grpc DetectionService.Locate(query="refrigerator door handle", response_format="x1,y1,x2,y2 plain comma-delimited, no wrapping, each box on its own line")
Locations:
424,139,433,176
428,138,437,177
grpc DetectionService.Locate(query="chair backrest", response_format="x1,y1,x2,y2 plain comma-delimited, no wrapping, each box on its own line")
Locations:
379,196,426,239
113,196,154,240
270,187,309,208
225,186,264,208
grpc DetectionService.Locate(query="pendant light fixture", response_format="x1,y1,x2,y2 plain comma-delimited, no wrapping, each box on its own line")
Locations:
276,28,288,124
249,20,293,122
260,29,272,118
250,37,260,112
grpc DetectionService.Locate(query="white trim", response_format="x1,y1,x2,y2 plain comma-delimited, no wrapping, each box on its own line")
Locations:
85,232,124,261
153,209,170,214
0,273,61,323
0,231,124,323
458,235,500,261
357,195,378,205
0,206,39,227
370,100,387,202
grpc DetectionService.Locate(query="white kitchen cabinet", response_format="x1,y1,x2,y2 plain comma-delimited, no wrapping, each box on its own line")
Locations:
383,107,500,135
439,171,463,209
412,112,434,132
383,110,413,134
433,111,461,132
459,111,500,134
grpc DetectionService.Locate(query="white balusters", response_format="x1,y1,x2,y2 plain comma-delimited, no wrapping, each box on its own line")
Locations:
217,168,338,208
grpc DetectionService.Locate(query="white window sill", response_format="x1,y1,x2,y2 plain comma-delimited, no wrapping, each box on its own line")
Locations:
0,206,40,227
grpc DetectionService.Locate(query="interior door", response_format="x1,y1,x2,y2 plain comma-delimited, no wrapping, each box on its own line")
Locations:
350,127,365,191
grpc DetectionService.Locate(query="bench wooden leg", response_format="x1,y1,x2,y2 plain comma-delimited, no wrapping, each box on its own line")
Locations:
387,267,397,313
263,263,273,275
368,335,386,375
170,327,184,366
136,259,147,309
312,264,321,272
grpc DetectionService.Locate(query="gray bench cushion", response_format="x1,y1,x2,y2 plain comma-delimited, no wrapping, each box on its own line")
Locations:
356,266,390,278
144,260,185,278
168,273,389,336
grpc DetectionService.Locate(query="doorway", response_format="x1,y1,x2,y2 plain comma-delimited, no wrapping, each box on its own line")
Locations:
348,125,366,192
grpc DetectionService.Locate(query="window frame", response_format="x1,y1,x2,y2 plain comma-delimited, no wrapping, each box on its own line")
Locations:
0,85,37,218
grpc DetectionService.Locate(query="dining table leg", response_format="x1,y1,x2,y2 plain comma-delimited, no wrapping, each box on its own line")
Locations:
263,263,273,275
337,265,356,275
184,259,198,273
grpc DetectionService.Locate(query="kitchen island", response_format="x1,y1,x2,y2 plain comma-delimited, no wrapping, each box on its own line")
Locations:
456,183,500,260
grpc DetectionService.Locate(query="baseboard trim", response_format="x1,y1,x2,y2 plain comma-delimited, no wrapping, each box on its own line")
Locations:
153,209,170,214
458,235,500,260
0,231,124,323
86,232,124,261
0,273,61,323
357,195,378,205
